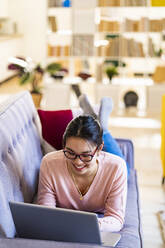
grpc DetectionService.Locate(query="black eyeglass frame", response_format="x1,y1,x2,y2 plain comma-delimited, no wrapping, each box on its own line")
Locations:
63,146,98,162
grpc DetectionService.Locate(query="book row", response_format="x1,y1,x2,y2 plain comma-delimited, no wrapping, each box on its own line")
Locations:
98,18,165,32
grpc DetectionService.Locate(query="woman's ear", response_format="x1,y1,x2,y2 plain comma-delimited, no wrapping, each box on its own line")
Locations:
97,142,104,155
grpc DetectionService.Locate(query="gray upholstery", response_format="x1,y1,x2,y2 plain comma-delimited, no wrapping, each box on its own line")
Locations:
116,138,134,169
0,91,43,237
0,91,143,247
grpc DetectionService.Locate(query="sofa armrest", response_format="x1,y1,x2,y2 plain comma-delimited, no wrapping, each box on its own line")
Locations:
116,138,134,170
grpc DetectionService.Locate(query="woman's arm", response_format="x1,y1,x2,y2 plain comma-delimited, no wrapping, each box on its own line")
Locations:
99,161,127,232
37,157,56,206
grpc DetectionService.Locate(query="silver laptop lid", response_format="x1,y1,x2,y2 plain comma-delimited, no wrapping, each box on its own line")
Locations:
9,201,102,245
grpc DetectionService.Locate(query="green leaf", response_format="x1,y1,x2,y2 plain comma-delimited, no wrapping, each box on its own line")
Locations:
46,63,61,74
105,66,118,81
19,72,31,85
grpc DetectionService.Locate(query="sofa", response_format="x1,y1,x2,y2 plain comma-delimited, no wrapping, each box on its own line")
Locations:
0,91,143,247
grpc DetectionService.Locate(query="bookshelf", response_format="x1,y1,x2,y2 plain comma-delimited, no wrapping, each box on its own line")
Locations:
46,0,97,78
46,0,165,80
96,3,165,78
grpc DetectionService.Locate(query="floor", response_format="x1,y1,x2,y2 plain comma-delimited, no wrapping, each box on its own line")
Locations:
0,78,165,247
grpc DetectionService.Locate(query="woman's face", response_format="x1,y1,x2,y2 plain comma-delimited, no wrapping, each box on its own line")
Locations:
64,137,99,176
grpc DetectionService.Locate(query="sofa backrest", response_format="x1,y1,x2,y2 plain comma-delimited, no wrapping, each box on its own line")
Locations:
116,138,134,169
0,91,43,238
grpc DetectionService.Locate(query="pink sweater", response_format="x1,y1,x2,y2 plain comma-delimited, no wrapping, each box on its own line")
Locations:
37,150,127,232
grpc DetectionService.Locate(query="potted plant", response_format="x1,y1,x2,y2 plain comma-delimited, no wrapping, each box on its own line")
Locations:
46,63,68,80
8,57,68,107
105,66,118,82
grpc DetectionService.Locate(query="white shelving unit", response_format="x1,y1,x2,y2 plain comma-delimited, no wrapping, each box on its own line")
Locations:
96,3,165,78
43,0,165,113
46,0,165,80
46,0,97,78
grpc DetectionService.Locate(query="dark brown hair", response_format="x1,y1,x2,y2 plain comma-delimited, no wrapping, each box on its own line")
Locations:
63,115,103,147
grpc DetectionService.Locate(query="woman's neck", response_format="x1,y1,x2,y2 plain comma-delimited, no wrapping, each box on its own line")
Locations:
67,159,99,199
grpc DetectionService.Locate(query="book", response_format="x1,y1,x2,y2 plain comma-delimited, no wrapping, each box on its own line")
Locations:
48,16,57,32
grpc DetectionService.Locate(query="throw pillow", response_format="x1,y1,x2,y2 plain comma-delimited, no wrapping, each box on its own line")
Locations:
38,109,73,150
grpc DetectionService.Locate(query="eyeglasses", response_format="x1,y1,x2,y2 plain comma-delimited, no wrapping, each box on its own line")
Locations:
63,146,98,162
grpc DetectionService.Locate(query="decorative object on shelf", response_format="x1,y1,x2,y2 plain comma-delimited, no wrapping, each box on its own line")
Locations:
105,66,118,83
62,0,71,7
77,60,92,81
155,48,163,57
47,63,68,80
105,60,126,68
77,72,92,81
153,66,165,83
124,91,138,108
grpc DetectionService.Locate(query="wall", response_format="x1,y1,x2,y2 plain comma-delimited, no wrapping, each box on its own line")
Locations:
0,37,24,82
8,0,47,63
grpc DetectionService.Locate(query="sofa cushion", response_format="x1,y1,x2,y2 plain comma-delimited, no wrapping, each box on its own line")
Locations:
0,237,100,248
0,91,43,238
117,169,143,248
37,109,73,150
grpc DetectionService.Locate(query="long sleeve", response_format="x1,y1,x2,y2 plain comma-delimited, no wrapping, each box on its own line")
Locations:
98,160,127,232
37,156,56,206
98,216,122,232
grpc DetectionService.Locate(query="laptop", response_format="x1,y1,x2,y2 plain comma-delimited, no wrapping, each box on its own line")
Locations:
9,201,121,247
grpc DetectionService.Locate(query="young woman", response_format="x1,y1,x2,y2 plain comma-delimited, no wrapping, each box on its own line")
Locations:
37,114,127,232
